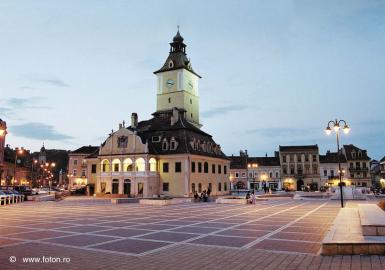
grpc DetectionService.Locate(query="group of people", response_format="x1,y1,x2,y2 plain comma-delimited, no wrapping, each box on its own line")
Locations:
245,191,256,204
193,188,211,202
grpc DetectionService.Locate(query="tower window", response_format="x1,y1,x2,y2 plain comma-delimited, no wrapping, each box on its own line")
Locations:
168,97,171,103
168,60,174,68
190,99,192,104
191,113,193,118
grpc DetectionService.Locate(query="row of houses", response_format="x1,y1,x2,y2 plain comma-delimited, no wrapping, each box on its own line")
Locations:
229,144,373,191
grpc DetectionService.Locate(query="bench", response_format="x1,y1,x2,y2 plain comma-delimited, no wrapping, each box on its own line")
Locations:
358,204,385,236
111,198,139,204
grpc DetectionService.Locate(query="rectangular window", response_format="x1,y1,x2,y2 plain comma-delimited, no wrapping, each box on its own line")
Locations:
163,162,169,173
163,182,169,191
152,136,160,142
175,162,182,173
198,162,202,173
212,164,215,174
356,162,360,168
218,165,222,174
191,161,195,173
324,170,327,176
282,155,286,163
269,172,272,178
363,163,367,169
91,164,97,174
305,155,309,162
242,172,246,177
297,155,301,162
224,165,227,174
73,169,77,176
312,155,317,162
82,169,86,177
331,170,334,177
290,168,294,174
73,159,78,165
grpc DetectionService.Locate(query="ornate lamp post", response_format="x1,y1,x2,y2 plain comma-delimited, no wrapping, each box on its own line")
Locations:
13,147,24,186
325,119,350,208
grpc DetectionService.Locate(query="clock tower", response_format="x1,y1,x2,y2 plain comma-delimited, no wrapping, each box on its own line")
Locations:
154,29,202,128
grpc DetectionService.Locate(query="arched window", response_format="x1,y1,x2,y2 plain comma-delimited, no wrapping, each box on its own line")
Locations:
101,159,110,172
198,183,202,193
191,183,196,193
149,158,157,172
204,162,209,173
112,179,119,194
135,158,145,172
112,159,121,172
218,182,222,192
123,158,133,172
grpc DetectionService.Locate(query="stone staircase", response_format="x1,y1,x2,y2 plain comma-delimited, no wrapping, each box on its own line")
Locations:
322,203,385,255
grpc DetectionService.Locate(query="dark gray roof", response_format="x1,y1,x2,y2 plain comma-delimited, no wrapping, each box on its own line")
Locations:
71,146,99,155
380,156,385,163
126,109,227,159
279,145,318,151
343,144,370,161
153,31,201,78
230,156,280,169
319,151,346,163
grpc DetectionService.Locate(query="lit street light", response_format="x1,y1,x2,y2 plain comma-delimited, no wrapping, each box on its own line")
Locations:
13,147,24,186
325,119,350,208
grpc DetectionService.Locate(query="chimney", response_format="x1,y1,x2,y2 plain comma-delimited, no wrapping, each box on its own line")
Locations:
170,107,179,126
131,113,138,128
119,123,122,129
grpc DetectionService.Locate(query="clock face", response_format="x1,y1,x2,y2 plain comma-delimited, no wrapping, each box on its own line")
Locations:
166,79,174,88
188,80,194,90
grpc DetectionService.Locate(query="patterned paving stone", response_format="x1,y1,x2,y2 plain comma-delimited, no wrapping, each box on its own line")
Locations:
92,228,153,237
0,226,39,235
216,229,269,238
129,224,178,230
0,237,24,246
270,231,324,242
56,225,113,233
42,234,118,247
251,239,321,254
92,238,172,254
9,230,74,240
170,226,220,234
190,235,255,247
137,231,200,242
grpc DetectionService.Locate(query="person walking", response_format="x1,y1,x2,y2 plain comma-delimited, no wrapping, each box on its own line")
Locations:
251,191,256,205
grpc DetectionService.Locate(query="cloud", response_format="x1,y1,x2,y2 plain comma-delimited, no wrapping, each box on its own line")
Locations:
4,97,50,109
202,105,248,118
24,74,70,87
10,122,74,141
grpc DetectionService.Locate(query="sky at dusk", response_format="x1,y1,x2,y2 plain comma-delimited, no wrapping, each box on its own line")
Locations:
0,0,384,159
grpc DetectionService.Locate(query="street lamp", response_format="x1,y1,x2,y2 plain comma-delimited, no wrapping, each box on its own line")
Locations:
13,147,24,186
325,119,350,208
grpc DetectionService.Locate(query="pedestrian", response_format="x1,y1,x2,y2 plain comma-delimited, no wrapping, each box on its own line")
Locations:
246,191,250,203
251,191,256,204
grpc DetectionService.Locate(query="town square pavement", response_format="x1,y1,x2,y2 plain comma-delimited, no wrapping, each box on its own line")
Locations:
0,197,384,269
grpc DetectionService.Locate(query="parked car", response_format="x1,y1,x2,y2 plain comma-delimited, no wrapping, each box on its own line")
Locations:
14,185,32,196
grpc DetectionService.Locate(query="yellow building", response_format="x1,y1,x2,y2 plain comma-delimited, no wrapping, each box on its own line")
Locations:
91,30,230,198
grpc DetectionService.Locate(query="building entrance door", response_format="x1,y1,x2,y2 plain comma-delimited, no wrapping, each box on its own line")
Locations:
297,179,304,191
137,183,143,197
124,179,131,196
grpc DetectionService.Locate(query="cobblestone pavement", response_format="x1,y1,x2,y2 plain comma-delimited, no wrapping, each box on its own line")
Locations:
0,198,384,269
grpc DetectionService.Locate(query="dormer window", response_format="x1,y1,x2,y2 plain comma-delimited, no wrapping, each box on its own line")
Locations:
162,139,169,151
168,60,174,68
358,151,362,157
152,136,161,142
